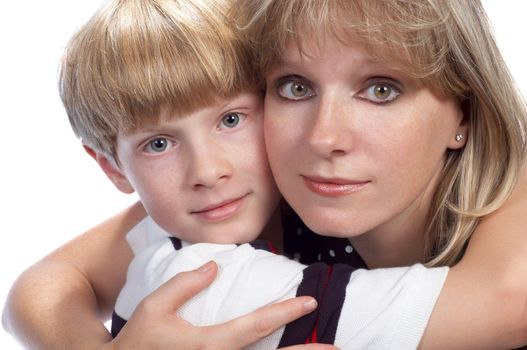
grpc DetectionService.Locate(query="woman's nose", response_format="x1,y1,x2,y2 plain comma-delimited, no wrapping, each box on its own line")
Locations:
307,93,354,158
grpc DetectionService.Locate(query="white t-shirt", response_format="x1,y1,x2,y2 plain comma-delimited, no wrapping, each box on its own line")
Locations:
114,216,448,349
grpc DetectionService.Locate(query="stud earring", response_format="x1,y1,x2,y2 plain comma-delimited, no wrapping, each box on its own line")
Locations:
455,133,464,142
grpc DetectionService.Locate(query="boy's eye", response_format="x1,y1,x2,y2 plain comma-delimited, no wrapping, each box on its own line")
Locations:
276,77,315,100
219,112,245,129
144,137,173,153
358,81,401,104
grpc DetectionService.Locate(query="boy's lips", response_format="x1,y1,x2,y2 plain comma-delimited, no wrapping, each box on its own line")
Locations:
192,194,248,221
302,176,369,196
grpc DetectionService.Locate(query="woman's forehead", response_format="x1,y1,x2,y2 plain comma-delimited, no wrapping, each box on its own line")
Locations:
251,0,457,96
267,32,412,75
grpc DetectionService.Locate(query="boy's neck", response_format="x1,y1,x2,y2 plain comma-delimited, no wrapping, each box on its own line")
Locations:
258,208,283,253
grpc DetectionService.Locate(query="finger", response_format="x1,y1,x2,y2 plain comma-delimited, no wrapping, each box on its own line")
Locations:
205,296,318,348
279,345,339,350
139,260,218,313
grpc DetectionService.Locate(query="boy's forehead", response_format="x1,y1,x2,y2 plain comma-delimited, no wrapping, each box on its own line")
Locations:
163,92,261,116
126,97,227,132
125,91,263,132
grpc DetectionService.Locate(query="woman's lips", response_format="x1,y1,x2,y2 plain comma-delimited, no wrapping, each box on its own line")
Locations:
302,176,369,196
192,195,247,221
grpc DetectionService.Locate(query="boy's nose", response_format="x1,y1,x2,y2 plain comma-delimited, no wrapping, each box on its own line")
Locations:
189,147,233,189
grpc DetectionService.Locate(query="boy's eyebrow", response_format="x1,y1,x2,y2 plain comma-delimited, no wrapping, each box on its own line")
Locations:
132,125,163,133
219,96,258,112
125,118,174,136
122,127,163,139
127,96,257,136
220,98,234,109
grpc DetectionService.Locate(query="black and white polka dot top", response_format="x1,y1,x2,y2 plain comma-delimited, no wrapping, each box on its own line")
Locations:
282,211,366,269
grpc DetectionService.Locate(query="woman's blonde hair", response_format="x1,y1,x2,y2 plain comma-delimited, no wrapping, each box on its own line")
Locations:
60,0,255,159
234,0,527,266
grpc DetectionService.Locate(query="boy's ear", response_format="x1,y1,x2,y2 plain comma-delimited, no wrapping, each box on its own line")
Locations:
83,145,135,194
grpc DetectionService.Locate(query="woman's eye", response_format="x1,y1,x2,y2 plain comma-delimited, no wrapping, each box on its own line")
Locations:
276,78,315,100
359,82,401,103
144,137,173,153
219,112,246,129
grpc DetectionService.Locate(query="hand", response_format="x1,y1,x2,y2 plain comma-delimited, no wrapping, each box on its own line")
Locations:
281,346,338,350
104,261,337,350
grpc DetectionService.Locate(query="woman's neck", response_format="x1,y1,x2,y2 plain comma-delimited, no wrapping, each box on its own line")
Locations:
350,221,426,268
349,194,435,268
350,164,445,268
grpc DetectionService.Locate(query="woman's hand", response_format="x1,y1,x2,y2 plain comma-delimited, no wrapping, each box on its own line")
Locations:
106,261,337,350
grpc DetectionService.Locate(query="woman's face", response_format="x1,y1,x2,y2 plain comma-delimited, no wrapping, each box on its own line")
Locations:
264,36,467,243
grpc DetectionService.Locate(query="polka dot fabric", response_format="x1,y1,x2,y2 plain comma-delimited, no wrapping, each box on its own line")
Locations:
282,211,366,269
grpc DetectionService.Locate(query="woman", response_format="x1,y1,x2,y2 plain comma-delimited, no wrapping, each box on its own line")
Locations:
237,0,527,347
4,0,527,349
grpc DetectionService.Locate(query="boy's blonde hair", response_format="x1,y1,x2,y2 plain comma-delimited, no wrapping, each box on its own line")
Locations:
235,0,527,266
60,0,255,159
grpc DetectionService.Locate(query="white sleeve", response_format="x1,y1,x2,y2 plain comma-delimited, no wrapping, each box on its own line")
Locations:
117,222,447,350
335,264,448,350
126,216,170,254
114,217,174,319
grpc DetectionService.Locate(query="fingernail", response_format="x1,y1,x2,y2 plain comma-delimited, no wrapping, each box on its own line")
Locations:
303,297,317,312
198,261,214,273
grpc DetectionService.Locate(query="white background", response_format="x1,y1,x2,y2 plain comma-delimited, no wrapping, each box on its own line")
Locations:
0,1,526,348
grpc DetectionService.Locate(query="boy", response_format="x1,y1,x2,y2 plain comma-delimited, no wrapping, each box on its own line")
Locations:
60,0,447,348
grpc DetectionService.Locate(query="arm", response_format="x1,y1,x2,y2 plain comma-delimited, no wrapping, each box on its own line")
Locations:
420,168,527,349
112,260,332,350
2,202,332,350
2,202,143,349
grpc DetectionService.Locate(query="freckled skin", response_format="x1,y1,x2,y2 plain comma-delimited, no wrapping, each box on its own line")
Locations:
264,37,467,266
109,93,281,244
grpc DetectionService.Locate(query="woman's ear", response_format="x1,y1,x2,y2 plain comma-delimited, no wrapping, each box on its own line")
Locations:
448,99,469,150
83,145,135,194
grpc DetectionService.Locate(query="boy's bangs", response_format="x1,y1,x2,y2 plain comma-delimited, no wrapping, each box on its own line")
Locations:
96,19,253,129
61,0,255,154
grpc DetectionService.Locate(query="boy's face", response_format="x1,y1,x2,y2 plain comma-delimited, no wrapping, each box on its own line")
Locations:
106,93,280,244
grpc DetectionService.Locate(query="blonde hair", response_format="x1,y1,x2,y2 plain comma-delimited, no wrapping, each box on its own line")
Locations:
60,0,256,159
234,0,527,266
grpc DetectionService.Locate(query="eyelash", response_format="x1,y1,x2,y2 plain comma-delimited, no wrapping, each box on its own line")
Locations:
356,78,402,104
140,112,248,154
217,112,247,130
273,75,402,104
142,136,175,154
274,76,315,101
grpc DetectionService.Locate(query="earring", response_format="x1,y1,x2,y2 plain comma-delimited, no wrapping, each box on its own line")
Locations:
455,133,464,142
